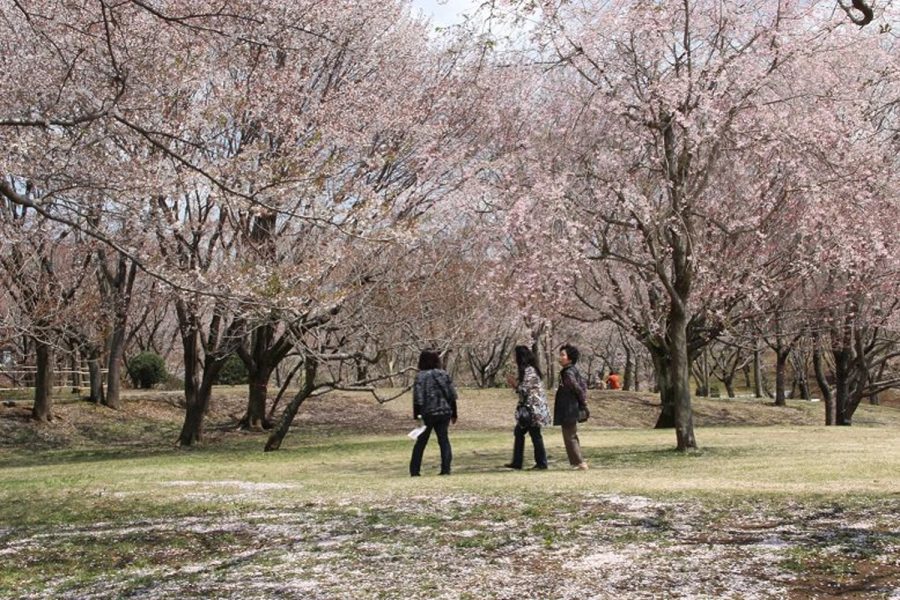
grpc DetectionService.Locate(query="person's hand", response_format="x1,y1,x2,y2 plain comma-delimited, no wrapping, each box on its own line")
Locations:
451,416,458,425
506,374,517,388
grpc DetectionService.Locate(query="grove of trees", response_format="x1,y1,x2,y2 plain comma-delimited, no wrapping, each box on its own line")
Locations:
2,0,898,451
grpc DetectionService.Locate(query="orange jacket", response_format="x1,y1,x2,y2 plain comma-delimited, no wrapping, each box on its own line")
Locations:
605,373,621,390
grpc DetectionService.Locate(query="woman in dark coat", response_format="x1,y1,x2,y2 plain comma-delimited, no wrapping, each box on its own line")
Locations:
410,349,458,476
554,344,589,470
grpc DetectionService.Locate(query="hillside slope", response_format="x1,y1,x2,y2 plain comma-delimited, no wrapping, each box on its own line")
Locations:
1,386,898,451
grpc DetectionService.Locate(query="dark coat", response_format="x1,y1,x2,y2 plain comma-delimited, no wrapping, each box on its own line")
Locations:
413,369,458,420
553,365,587,426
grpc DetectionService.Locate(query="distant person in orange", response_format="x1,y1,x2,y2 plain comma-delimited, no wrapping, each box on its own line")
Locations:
605,370,621,390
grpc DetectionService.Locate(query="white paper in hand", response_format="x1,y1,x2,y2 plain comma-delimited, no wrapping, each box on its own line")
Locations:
408,425,427,440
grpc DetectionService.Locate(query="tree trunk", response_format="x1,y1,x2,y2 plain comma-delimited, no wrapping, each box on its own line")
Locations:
812,342,834,425
774,349,790,407
238,321,292,429
265,360,318,452
724,376,735,398
531,321,554,389
98,255,137,410
69,348,81,394
178,391,205,446
634,357,640,392
22,335,34,388
669,314,696,450
177,327,203,445
386,356,397,387
623,347,634,391
245,366,275,430
742,364,752,389
267,359,305,421
88,352,105,404
652,348,676,429
697,350,709,397
104,321,127,409
355,359,368,383
833,348,852,426
177,344,227,446
650,313,699,452
32,340,53,422
753,347,763,398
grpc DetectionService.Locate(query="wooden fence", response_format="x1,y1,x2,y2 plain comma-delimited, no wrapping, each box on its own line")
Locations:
0,367,108,389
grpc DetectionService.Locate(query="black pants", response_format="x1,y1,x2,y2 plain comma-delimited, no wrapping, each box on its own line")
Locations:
410,416,452,475
510,422,548,469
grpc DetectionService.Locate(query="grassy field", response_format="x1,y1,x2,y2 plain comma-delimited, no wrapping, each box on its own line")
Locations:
1,387,898,599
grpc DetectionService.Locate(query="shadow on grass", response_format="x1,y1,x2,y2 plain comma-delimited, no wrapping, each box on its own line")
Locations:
310,436,755,480
0,428,408,469
0,433,270,469
0,424,753,474
586,444,750,466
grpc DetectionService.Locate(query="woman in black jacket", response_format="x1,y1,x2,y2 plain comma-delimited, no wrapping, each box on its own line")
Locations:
554,344,589,470
410,350,458,476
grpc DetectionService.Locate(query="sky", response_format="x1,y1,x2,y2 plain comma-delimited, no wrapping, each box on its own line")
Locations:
409,0,481,27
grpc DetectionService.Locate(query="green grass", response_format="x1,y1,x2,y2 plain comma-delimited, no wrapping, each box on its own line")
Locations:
1,425,897,529
1,387,898,598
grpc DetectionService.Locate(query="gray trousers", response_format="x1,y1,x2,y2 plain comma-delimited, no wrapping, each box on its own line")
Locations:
561,422,584,465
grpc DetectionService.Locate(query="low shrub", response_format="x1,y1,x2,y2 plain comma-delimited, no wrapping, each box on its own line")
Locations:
127,352,167,389
217,354,248,385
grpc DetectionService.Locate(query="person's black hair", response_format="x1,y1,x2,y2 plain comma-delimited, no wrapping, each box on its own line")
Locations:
514,345,542,383
418,349,441,370
560,344,580,364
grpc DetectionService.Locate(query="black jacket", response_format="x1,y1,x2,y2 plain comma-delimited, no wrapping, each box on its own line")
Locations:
413,369,458,420
553,365,586,426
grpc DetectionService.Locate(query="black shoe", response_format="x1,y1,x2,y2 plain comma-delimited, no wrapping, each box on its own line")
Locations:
411,473,420,477
531,464,548,470
503,463,522,470
439,471,451,476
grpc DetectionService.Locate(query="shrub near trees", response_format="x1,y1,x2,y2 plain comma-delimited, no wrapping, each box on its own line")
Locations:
217,355,249,386
127,352,167,390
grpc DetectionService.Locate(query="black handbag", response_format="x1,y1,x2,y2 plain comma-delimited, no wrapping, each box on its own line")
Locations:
577,406,590,423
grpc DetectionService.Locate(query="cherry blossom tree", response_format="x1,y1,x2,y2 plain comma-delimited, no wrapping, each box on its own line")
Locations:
3,0,491,447
488,0,899,450
0,196,97,420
